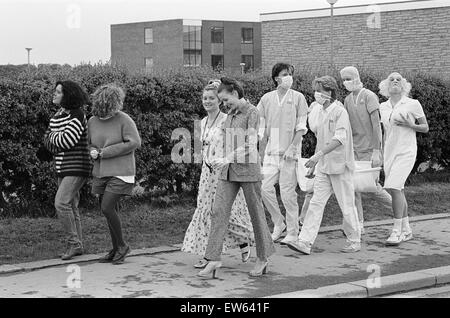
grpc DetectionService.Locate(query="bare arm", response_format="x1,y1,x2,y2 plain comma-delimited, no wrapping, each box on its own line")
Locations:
369,111,382,151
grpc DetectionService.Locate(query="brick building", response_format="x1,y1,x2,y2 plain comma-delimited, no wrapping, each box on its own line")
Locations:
111,19,261,73
260,0,450,78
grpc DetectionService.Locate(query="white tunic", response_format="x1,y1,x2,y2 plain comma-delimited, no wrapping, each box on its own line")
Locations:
380,96,426,190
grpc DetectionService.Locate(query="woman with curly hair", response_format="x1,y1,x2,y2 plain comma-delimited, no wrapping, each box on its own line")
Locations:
379,72,429,246
88,83,141,265
182,80,254,269
43,80,90,261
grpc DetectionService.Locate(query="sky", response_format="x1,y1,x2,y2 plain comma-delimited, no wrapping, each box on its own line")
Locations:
0,0,414,65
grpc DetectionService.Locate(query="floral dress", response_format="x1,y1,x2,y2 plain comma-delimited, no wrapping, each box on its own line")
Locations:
182,112,254,256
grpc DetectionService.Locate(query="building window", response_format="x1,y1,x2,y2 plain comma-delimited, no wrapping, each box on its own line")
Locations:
211,27,224,44
144,58,153,72
211,55,224,70
183,25,202,66
241,55,253,72
241,28,253,44
144,28,153,44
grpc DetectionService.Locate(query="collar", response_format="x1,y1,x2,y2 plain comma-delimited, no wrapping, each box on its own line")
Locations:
229,99,250,115
388,95,408,108
321,101,338,114
58,108,70,115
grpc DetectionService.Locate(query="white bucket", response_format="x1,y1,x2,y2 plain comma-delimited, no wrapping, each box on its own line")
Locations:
297,158,315,193
353,161,381,193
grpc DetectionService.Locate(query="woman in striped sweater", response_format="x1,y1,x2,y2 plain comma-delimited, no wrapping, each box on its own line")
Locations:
43,80,91,261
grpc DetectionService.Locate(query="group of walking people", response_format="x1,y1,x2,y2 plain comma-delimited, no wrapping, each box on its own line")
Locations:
44,62,428,277
181,63,429,278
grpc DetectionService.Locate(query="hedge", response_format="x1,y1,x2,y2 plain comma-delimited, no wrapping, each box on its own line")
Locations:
0,63,449,217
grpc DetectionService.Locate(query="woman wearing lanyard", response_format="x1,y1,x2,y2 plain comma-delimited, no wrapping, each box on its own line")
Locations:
182,80,254,269
379,72,429,246
88,83,141,265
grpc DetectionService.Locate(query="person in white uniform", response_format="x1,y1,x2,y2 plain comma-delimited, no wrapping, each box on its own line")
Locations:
379,72,429,246
299,99,345,225
257,63,308,245
286,76,361,255
339,66,392,234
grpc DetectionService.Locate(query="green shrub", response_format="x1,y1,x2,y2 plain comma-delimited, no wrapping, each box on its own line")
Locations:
1,63,449,217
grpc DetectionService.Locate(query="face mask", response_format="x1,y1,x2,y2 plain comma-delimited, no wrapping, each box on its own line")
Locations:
314,92,331,105
343,79,363,92
279,75,293,90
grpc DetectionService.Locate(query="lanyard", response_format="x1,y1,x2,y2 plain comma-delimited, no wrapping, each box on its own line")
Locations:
202,111,221,143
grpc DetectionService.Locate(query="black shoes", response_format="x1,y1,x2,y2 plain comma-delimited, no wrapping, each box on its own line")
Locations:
98,249,117,263
112,245,131,265
61,246,83,261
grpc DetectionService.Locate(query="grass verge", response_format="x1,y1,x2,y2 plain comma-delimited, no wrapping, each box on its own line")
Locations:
1,182,449,265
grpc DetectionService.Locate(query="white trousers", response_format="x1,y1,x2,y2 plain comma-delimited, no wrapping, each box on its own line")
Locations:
299,168,361,245
261,155,299,238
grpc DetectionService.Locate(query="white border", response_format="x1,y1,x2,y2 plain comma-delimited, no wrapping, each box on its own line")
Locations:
260,0,450,22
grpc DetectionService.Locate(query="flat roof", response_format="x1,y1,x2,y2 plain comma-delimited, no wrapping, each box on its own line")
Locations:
111,18,259,27
260,0,450,22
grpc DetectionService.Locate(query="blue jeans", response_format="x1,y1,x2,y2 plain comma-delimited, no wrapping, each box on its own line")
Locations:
55,176,86,247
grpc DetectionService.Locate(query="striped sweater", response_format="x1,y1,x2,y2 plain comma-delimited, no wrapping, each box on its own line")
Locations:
43,108,91,177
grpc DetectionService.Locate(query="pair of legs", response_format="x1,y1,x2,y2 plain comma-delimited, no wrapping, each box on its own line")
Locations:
99,192,127,251
262,155,299,240
55,176,86,254
298,169,361,249
383,153,415,244
386,188,408,219
204,179,275,270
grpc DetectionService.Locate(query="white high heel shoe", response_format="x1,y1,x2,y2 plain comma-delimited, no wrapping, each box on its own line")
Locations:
197,261,222,279
249,260,269,277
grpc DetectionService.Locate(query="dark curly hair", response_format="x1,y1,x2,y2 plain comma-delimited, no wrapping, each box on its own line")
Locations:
218,77,245,99
55,80,89,110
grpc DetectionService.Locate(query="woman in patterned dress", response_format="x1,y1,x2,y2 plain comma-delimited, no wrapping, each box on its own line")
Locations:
181,80,254,268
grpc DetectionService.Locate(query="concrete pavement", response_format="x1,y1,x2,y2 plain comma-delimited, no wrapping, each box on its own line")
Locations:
1,215,450,298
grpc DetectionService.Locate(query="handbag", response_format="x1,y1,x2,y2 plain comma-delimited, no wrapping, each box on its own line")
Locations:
296,157,315,193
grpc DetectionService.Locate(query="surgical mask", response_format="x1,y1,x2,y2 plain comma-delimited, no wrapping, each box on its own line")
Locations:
279,75,293,90
314,92,331,105
343,79,363,92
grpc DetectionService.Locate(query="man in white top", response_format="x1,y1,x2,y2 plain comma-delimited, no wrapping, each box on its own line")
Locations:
340,66,392,234
257,63,308,245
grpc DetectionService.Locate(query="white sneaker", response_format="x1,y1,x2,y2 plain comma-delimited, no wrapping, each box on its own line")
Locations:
341,241,361,253
271,224,286,242
402,231,413,242
280,235,297,246
386,230,403,246
285,239,311,255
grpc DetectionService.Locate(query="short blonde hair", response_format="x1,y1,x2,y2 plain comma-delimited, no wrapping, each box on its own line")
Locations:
379,72,412,98
92,83,125,118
